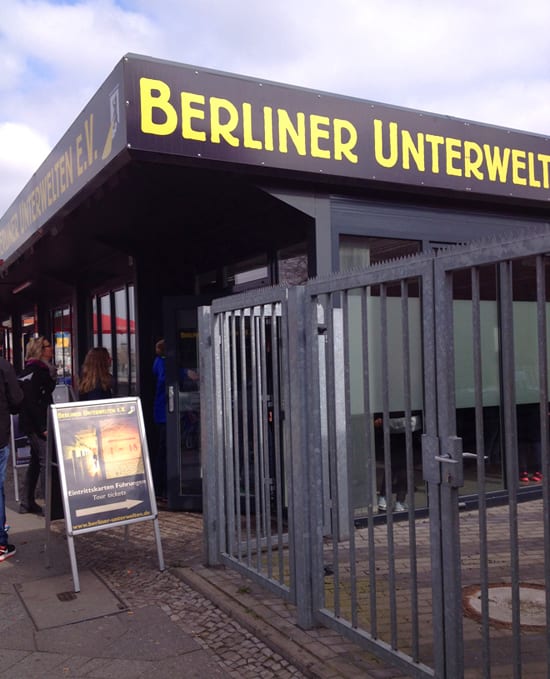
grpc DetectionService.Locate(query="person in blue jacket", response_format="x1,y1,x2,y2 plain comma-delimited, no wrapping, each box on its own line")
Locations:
152,339,167,500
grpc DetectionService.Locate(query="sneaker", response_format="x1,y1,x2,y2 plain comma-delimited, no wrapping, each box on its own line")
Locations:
0,544,16,562
395,501,408,512
378,495,387,511
520,471,530,483
531,471,543,483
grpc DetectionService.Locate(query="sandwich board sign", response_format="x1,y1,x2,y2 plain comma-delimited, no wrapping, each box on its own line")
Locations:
46,396,164,591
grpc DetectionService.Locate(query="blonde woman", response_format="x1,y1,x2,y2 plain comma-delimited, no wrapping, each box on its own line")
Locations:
18,336,56,515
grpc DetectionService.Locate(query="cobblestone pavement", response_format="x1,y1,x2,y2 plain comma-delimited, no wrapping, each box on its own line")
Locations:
50,512,307,679
76,510,407,679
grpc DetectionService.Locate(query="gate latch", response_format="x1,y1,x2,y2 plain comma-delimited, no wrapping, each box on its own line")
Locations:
434,436,464,488
422,434,465,487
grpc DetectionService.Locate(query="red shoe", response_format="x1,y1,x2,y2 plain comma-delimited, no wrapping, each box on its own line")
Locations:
0,544,16,562
520,471,530,483
531,471,543,483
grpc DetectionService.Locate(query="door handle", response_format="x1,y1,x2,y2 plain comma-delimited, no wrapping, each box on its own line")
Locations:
168,385,175,413
434,454,459,464
434,452,481,462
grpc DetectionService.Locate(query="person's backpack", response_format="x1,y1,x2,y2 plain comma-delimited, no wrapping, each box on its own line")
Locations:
17,364,54,436
17,368,36,434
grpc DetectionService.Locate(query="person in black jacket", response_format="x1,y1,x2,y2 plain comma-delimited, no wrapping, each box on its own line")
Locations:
18,337,56,515
78,347,113,401
0,355,23,560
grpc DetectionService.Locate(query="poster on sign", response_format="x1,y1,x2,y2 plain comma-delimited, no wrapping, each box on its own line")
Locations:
47,397,164,591
50,397,157,535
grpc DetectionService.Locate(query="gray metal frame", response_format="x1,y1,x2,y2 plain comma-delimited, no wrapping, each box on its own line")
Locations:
200,226,550,678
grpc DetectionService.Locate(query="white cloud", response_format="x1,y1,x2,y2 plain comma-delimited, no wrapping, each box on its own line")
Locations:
1,0,550,215
0,122,50,211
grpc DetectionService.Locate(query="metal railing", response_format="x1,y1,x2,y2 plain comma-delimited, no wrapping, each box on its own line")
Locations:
200,226,550,678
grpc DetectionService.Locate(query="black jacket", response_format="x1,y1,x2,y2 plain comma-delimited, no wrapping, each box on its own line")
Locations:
18,360,56,437
0,357,24,448
79,385,112,401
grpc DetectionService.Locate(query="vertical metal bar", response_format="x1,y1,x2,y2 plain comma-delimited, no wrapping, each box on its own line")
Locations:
67,534,81,592
221,312,236,558
229,313,242,560
341,289,358,628
471,266,491,677
9,416,20,503
433,258,463,678
239,310,253,566
421,259,444,677
213,310,227,562
379,282,399,649
270,303,285,583
499,261,522,679
287,286,313,626
401,279,420,661
361,284,378,638
279,295,296,596
535,255,550,664
250,306,262,568
325,291,341,616
198,305,220,566
259,305,273,577
307,291,327,617
152,517,166,572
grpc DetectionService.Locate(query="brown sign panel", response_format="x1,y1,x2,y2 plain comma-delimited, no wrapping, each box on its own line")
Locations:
124,54,550,204
51,397,156,535
2,54,549,270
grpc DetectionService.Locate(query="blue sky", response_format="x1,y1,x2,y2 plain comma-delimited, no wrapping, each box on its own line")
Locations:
1,0,550,215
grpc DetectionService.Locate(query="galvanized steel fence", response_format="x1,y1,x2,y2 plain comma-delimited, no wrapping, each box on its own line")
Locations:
199,227,550,678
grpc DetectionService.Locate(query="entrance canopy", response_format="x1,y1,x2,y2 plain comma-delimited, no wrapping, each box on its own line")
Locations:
1,52,550,281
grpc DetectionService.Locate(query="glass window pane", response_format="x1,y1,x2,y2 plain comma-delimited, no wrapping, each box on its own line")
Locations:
225,255,270,292
340,235,421,270
1,318,14,363
92,297,98,348
52,305,72,384
100,294,112,364
20,311,36,365
278,243,308,285
114,288,128,393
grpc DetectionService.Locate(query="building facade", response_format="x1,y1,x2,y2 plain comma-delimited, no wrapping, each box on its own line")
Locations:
1,53,548,509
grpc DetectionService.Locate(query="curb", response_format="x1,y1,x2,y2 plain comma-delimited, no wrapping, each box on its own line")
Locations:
171,564,390,679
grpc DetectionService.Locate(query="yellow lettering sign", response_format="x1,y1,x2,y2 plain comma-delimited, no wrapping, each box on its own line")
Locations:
373,119,550,191
139,77,359,165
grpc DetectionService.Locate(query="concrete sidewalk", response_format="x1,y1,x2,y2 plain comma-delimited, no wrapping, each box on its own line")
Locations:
1,503,233,678
1,484,403,679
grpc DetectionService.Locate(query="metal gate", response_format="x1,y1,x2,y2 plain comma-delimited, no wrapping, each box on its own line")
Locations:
200,227,550,678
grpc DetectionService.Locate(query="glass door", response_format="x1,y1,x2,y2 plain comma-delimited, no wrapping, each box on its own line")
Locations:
163,296,213,511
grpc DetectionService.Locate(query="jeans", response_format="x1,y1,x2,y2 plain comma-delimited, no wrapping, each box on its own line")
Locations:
0,444,9,547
